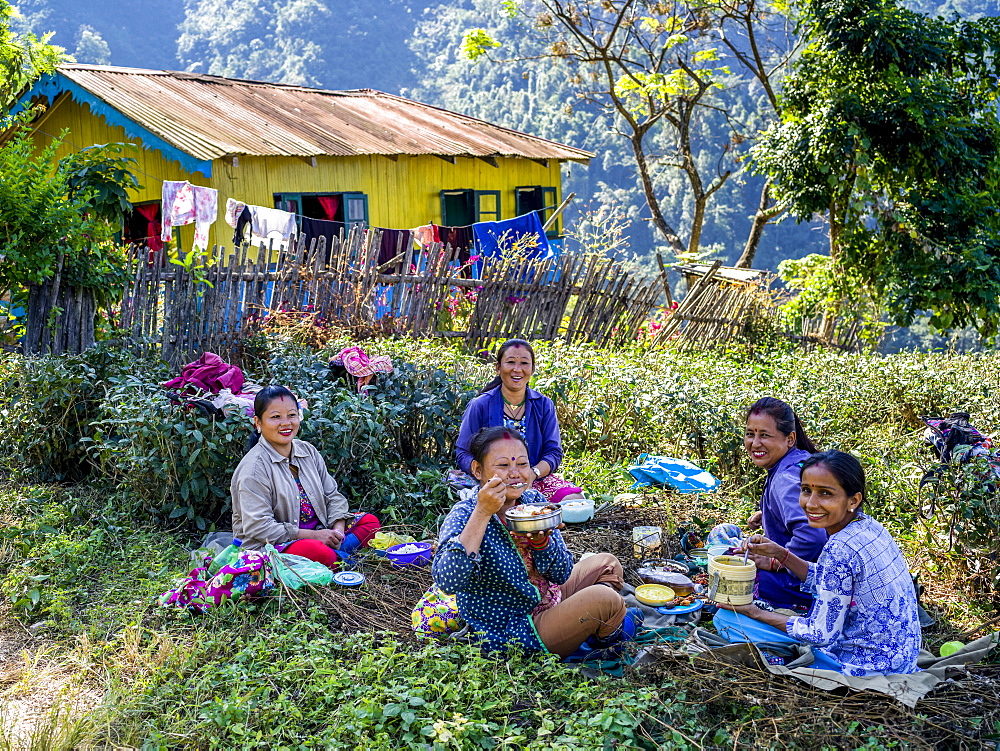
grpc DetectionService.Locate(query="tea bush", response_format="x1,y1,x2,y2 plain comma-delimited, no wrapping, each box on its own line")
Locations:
0,343,167,481
90,374,251,529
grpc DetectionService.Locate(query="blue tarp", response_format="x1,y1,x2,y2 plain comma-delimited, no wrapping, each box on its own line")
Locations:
628,453,721,493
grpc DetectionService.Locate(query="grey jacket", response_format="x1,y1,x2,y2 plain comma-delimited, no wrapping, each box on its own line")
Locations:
230,438,351,549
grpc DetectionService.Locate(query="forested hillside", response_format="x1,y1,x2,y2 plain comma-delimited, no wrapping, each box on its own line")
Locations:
11,0,999,277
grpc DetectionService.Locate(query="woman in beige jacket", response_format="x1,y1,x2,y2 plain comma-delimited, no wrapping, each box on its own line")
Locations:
230,385,380,567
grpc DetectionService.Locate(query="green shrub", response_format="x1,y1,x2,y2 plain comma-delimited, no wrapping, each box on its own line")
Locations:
0,343,166,481
90,375,250,530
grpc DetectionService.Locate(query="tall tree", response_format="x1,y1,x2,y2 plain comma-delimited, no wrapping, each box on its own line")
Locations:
752,0,1000,334
0,0,64,111
463,0,799,261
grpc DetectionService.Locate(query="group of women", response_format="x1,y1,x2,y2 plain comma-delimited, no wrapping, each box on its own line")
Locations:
229,339,923,675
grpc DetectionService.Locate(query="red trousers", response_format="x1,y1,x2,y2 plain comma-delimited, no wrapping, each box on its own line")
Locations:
283,513,380,568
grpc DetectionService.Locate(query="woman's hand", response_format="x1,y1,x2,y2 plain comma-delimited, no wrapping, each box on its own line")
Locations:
475,476,508,517
510,523,565,545
746,510,763,530
734,534,786,571
310,528,345,549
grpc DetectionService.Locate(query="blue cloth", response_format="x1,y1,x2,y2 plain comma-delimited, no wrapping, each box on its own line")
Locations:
455,386,563,477
628,454,721,493
472,211,552,260
432,488,574,652
713,609,844,672
757,448,827,610
788,513,921,676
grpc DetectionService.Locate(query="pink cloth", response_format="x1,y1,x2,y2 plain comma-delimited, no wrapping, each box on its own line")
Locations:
162,351,245,395
413,224,440,248
225,198,246,228
161,180,218,252
532,474,583,504
332,346,393,392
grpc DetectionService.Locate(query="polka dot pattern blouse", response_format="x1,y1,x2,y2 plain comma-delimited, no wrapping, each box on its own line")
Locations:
432,488,574,652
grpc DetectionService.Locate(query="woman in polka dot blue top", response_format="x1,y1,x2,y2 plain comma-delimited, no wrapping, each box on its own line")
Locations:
433,426,639,657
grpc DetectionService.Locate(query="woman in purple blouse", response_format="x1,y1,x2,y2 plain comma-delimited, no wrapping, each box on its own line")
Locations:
455,339,584,504
733,397,826,611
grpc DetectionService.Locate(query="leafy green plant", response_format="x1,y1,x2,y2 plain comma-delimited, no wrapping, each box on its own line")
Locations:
0,342,156,481
90,376,249,530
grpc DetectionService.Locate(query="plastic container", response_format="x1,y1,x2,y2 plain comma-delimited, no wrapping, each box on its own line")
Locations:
635,584,676,607
707,544,731,559
632,526,662,558
386,541,434,567
505,503,562,533
707,555,756,605
208,538,243,575
559,498,595,523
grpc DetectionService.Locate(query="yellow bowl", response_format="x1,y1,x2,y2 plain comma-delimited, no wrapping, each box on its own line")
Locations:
635,584,676,607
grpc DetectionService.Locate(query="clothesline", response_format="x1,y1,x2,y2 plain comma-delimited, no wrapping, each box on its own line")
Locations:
160,180,554,261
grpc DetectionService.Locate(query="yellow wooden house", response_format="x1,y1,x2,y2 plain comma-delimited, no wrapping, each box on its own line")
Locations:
12,64,592,251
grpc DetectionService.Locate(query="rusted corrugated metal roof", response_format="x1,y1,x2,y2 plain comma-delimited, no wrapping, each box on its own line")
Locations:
52,64,593,164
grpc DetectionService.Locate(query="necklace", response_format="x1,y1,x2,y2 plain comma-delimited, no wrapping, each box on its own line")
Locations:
502,392,526,408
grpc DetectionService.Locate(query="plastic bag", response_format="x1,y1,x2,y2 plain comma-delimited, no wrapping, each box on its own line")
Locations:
266,544,334,589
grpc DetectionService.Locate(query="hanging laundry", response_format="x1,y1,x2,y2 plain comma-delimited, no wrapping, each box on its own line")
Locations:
301,217,345,253
413,224,440,249
249,205,297,244
233,206,252,246
433,224,475,262
225,198,247,229
160,180,218,252
472,211,552,260
375,228,412,268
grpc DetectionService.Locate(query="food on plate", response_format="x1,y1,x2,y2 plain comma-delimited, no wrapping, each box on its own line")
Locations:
506,504,559,518
391,543,428,555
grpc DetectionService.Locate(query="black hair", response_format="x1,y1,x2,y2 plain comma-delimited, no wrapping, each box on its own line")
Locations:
480,338,536,394
746,397,817,453
246,385,298,451
468,425,528,474
800,450,866,509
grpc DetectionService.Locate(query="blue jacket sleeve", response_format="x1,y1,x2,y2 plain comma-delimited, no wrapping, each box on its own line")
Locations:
770,466,827,562
530,529,574,584
432,501,480,595
455,396,488,476
533,395,564,472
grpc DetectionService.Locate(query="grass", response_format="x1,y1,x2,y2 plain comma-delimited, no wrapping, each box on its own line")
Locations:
3,339,1000,748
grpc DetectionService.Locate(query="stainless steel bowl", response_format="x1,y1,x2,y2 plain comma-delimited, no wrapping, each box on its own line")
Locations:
505,503,563,532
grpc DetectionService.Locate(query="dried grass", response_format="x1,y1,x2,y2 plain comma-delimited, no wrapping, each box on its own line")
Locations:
638,649,1000,749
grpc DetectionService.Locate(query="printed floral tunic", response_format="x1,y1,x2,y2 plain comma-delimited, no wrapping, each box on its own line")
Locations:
787,513,921,676
432,488,574,652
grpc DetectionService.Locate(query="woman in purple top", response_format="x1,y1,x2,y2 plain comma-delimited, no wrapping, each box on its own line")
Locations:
456,339,584,503
742,397,826,611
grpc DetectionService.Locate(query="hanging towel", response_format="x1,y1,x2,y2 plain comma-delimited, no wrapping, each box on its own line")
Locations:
472,211,552,260
375,228,412,268
249,206,297,243
225,198,247,228
433,224,475,262
413,224,439,248
301,217,345,252
160,180,218,252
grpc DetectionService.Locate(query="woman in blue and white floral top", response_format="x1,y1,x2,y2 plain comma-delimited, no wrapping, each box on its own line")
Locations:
715,450,922,676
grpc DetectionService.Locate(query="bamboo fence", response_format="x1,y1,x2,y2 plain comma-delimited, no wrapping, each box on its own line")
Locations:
654,262,864,353
117,226,662,365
